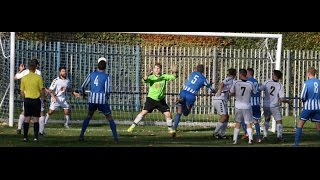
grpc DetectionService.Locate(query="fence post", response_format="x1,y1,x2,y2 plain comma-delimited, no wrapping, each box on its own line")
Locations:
285,50,291,116
135,45,141,113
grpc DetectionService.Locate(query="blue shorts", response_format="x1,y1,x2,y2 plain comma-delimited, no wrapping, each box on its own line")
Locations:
252,105,261,120
179,90,196,116
88,103,111,116
300,109,320,122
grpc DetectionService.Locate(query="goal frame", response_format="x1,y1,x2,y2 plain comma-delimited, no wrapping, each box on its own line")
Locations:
121,32,283,132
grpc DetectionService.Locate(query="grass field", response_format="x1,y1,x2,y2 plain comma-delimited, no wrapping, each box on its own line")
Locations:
0,116,319,147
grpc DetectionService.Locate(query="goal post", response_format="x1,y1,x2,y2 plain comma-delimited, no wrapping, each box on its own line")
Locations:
9,32,15,127
121,32,283,132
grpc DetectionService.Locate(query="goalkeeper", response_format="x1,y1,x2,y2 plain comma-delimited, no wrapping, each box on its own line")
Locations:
127,63,178,136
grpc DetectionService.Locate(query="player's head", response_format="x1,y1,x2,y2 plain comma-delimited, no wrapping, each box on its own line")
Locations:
307,67,317,78
59,66,67,79
238,69,247,79
272,70,282,80
98,57,107,63
153,63,162,75
247,68,254,77
29,58,39,72
227,68,237,78
98,60,106,71
196,64,205,73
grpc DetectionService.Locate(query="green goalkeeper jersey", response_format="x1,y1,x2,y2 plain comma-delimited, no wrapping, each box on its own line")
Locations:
144,74,177,101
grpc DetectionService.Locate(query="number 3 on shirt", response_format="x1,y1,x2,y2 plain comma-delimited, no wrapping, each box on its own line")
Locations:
94,76,99,86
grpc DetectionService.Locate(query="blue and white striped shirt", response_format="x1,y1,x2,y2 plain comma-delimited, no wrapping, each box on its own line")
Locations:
182,71,213,95
247,77,261,106
301,78,320,110
81,70,110,104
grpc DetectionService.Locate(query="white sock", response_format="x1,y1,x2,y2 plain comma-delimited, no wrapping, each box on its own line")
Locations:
214,122,223,134
65,115,70,126
233,128,240,142
219,122,228,136
133,114,143,126
18,114,25,130
39,116,45,133
277,124,283,138
247,128,253,142
45,113,50,124
264,122,269,137
166,118,173,128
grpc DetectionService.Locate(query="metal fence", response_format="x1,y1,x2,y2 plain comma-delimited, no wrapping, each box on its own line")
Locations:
0,39,317,123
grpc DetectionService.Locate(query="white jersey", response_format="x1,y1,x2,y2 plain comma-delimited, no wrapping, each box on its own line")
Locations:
230,80,256,109
260,79,285,108
49,77,70,98
213,76,234,100
15,69,41,79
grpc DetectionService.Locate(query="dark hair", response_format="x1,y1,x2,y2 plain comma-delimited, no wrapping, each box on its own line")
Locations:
308,67,317,76
247,68,254,75
228,68,237,76
196,64,204,73
59,66,66,72
98,60,106,70
29,58,39,71
155,63,162,69
273,70,282,79
239,69,247,76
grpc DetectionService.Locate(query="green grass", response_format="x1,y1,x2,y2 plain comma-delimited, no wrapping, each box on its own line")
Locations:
0,116,319,147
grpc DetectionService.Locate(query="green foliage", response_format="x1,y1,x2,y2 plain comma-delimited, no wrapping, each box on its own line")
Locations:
15,32,320,50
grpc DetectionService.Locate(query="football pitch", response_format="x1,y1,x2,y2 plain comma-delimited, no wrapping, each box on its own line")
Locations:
0,116,319,147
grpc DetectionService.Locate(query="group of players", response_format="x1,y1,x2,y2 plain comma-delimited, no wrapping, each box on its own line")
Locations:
127,64,320,146
16,58,320,146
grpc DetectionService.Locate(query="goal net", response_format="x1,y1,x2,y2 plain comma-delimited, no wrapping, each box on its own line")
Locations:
6,32,283,132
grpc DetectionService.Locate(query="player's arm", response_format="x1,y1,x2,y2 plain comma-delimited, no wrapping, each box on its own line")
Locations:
215,82,224,97
171,65,179,78
229,82,235,96
205,79,216,94
14,64,26,80
143,66,153,82
300,83,307,102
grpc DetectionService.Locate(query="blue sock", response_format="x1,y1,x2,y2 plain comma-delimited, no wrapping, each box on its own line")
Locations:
109,120,118,142
173,113,182,130
241,120,247,134
255,123,261,139
80,117,90,138
294,127,302,146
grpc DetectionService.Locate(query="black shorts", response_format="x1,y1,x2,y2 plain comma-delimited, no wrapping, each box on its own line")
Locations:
143,97,170,113
24,98,41,117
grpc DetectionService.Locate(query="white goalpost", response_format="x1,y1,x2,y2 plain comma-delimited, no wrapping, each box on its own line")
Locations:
121,32,283,132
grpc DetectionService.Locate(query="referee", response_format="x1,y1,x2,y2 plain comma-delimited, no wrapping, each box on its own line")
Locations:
20,59,44,142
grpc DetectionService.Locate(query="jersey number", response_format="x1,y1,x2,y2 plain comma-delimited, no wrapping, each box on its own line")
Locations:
270,86,275,96
241,87,246,96
191,75,199,84
314,82,319,93
94,76,99,86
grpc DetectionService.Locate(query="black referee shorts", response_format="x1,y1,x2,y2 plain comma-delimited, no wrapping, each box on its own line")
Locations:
24,98,41,117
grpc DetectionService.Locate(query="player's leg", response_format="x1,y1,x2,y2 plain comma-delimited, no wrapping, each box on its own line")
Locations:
233,108,242,144
79,103,96,141
294,110,314,146
240,119,248,139
32,99,41,141
213,100,229,138
243,109,253,144
272,107,284,142
39,100,46,135
158,98,174,135
17,101,25,134
128,97,154,132
262,107,271,140
63,108,70,128
252,105,261,142
45,100,58,124
173,92,185,130
101,104,118,143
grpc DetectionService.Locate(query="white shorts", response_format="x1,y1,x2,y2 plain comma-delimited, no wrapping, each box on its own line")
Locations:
22,100,45,112
213,99,228,115
234,108,253,124
49,97,70,111
263,106,282,121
